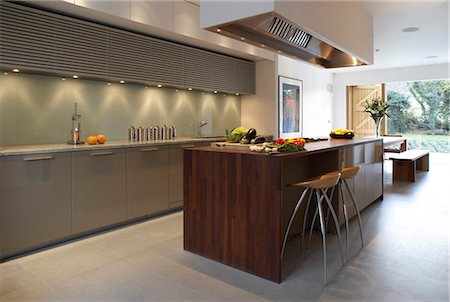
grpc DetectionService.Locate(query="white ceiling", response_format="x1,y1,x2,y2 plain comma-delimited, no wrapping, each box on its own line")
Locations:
334,0,449,72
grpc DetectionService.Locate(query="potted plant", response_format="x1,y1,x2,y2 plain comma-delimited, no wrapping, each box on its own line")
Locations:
363,97,390,137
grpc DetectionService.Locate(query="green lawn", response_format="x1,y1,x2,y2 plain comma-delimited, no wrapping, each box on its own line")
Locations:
400,133,450,153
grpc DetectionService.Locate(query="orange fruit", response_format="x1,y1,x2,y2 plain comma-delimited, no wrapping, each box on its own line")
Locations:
97,134,107,144
87,135,98,145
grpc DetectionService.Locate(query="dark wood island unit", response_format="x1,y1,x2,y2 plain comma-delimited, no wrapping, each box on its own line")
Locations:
184,138,383,283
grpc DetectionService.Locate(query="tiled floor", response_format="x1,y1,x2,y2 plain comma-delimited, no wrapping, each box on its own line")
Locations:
1,153,449,301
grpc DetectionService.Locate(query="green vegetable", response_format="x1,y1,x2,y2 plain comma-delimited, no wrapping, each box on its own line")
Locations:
225,126,248,143
240,138,250,144
278,143,305,153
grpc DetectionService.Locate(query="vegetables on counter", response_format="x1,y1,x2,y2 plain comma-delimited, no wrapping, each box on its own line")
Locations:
225,126,248,143
249,137,306,154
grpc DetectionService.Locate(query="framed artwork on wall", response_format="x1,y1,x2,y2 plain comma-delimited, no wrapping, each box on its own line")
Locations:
278,76,303,138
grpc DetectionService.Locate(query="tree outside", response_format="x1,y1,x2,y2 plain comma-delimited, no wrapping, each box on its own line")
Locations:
386,80,450,153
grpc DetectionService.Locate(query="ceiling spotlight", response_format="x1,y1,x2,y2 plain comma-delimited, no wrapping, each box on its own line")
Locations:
120,80,125,84
240,37,245,41
402,27,419,33
261,44,265,48
72,75,79,79
157,84,162,88
216,28,221,33
12,68,20,73
235,93,240,96
426,55,438,59
188,88,192,91
213,91,218,94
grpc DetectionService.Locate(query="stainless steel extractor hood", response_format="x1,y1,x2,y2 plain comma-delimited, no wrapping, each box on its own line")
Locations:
201,1,373,68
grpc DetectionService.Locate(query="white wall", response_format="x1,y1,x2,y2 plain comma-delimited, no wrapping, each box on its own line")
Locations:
332,63,450,128
241,60,277,137
277,56,334,138
241,56,334,138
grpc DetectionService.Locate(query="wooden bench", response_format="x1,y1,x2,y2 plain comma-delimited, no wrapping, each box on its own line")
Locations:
387,149,429,182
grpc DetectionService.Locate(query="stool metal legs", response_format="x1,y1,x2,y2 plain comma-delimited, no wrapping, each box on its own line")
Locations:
281,188,310,258
342,179,364,247
281,186,345,285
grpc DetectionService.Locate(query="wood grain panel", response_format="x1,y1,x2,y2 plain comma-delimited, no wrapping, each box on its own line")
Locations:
184,149,281,282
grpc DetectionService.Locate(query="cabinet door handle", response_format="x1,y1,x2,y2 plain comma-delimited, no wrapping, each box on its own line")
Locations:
181,144,195,149
24,155,54,161
90,151,113,156
141,147,159,152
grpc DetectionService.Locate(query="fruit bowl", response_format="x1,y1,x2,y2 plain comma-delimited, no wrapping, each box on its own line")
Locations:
330,133,355,139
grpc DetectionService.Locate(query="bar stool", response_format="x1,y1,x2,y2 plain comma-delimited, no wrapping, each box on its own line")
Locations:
306,166,364,260
281,172,344,285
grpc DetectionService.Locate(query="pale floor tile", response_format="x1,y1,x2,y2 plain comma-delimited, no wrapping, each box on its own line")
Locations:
0,154,449,301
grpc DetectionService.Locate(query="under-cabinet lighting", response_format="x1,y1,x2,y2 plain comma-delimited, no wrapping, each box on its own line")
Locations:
120,80,125,84
235,93,240,96
157,84,162,88
216,28,221,33
12,68,20,73
240,37,245,41
213,91,218,94
145,86,148,89
175,89,179,92
72,75,79,79
62,77,66,81
107,82,111,86
188,88,192,91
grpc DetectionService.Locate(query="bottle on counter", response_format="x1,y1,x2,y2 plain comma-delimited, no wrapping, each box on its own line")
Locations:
128,126,136,141
137,127,144,142
172,126,176,139
146,127,153,141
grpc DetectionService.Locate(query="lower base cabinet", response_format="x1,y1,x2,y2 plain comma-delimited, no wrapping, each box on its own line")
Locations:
72,149,127,234
127,146,169,219
169,143,211,208
1,153,71,257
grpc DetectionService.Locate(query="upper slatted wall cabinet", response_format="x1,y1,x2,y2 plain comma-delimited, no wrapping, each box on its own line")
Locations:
109,28,184,86
0,2,109,78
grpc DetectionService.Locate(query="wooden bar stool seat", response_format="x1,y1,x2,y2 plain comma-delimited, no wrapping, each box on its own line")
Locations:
281,172,344,285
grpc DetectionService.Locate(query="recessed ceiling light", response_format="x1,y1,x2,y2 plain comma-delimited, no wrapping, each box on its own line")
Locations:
402,27,419,33
213,91,218,94
235,93,240,96
216,28,221,33
157,84,162,88
188,88,192,91
240,37,245,41
120,80,125,84
72,75,79,79
426,55,438,59
261,44,265,48
12,68,20,73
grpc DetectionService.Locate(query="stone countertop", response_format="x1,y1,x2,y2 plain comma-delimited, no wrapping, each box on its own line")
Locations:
194,137,383,158
0,136,225,156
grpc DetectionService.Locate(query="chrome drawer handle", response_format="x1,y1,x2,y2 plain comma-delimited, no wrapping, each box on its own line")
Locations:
141,147,159,152
24,155,54,161
181,144,195,148
90,151,113,156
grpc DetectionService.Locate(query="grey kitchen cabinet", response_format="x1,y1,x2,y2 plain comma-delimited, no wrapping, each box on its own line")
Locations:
169,142,211,208
0,153,71,257
126,146,169,219
0,2,109,79
0,2,256,94
72,149,127,234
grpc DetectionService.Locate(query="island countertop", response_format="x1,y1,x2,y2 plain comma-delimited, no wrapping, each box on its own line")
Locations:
192,137,382,157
